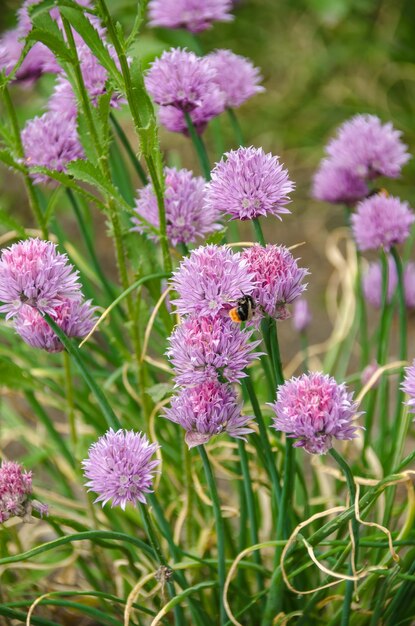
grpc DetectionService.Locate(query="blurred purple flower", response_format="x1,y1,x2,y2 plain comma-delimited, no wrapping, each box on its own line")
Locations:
158,93,225,135
351,194,415,251
167,315,261,385
207,49,264,108
82,429,160,510
402,360,415,417
14,299,97,352
0,238,82,319
170,244,255,318
0,30,49,85
269,372,361,455
148,0,234,32
311,158,368,205
361,361,380,389
404,262,415,309
132,167,220,246
205,147,294,221
164,380,253,448
326,114,410,180
22,111,84,184
0,460,47,524
363,257,397,309
242,244,308,319
292,298,311,333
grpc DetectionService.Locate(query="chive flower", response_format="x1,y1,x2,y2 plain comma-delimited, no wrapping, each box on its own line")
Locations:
0,460,48,524
148,0,234,33
207,49,265,109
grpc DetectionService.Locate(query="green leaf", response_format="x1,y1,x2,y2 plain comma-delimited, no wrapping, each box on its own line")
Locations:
28,167,109,211
205,229,227,245
0,356,35,390
0,149,25,173
28,13,73,65
147,382,172,403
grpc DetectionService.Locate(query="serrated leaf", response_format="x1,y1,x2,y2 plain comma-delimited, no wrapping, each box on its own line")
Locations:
147,382,172,403
0,149,25,173
206,229,228,245
28,13,73,65
29,166,108,210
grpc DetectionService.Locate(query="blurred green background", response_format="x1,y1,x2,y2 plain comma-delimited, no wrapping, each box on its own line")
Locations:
1,0,415,349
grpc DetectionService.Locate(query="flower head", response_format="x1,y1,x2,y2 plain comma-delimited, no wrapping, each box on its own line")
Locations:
167,315,261,386
171,245,255,318
404,262,415,309
22,112,84,184
207,49,264,108
402,360,415,416
242,244,308,319
158,92,225,135
0,460,47,524
326,114,410,180
14,299,97,352
146,48,218,112
0,238,82,319
311,158,368,205
164,381,253,448
351,194,415,251
82,429,160,509
205,147,294,221
292,298,311,333
132,167,220,246
148,0,234,32
269,372,360,454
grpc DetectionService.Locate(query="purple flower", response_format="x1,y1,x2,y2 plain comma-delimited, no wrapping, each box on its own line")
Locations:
0,460,47,524
148,0,234,32
145,48,218,112
158,93,225,135
351,194,415,251
404,262,415,309
363,257,397,309
207,49,264,109
402,360,415,417
82,429,160,510
164,380,253,448
326,114,410,180
269,372,361,455
0,238,82,319
242,244,308,319
0,30,50,85
131,167,220,246
167,315,261,386
311,158,369,205
14,299,97,352
205,147,294,221
22,112,84,184
170,244,255,318
292,298,311,333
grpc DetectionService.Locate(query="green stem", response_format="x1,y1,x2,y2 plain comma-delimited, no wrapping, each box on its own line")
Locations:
227,108,245,147
2,85,48,238
329,448,359,626
268,316,284,386
110,112,148,185
356,251,369,368
198,445,226,625
63,351,77,449
184,111,211,180
43,313,121,431
237,440,264,592
390,246,407,428
252,218,266,246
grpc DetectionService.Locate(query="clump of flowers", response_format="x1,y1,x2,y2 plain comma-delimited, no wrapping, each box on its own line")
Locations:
0,460,48,524
207,49,264,109
269,372,361,454
171,244,255,318
14,299,97,352
148,0,234,32
164,380,253,448
82,429,160,510
242,244,308,319
167,315,261,386
0,239,82,319
311,159,369,205
292,298,312,333
351,193,415,251
132,167,220,246
205,147,294,220
22,112,84,184
326,114,410,180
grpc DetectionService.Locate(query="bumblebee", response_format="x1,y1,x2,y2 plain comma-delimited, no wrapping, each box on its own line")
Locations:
229,295,255,323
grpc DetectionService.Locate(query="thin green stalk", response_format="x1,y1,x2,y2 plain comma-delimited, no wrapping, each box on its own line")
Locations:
63,351,77,449
390,246,407,427
356,251,369,368
227,108,245,147
2,85,48,238
329,448,359,626
198,445,226,625
43,313,121,431
110,112,148,185
238,439,264,592
252,218,266,246
268,316,284,386
184,111,211,180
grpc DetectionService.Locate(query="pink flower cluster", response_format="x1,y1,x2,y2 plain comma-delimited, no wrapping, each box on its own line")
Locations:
0,460,47,524
0,238,96,352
